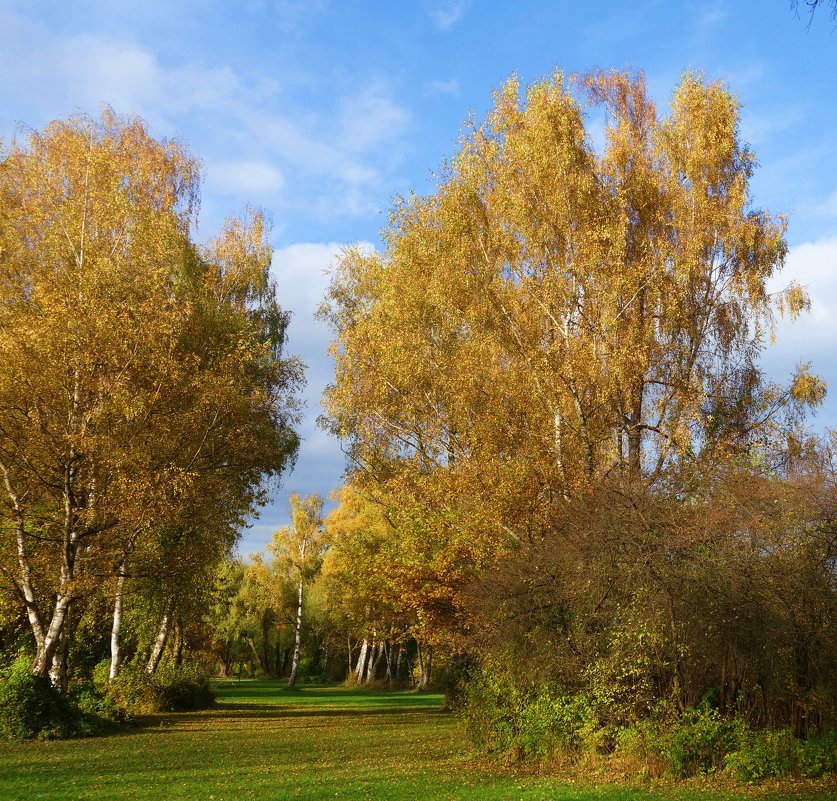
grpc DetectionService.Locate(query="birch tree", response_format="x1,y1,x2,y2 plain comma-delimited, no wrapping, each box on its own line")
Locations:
321,69,822,645
269,493,327,688
0,110,302,683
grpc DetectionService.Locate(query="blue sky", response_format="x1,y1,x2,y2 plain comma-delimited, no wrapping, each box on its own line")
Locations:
1,1,836,554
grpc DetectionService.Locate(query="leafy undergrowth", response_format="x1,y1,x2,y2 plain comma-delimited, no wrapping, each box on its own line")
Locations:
0,680,833,801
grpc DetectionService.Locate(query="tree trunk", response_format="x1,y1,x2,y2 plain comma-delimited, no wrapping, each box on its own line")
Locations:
322,644,330,678
287,577,304,688
664,588,685,712
417,643,432,691
49,614,71,692
262,616,272,677
354,638,369,683
243,636,267,676
395,643,403,681
109,564,126,680
146,605,172,674
346,637,355,681
416,641,425,688
384,641,393,684
31,592,72,680
368,639,385,683
173,619,184,666
217,650,231,678
363,640,378,683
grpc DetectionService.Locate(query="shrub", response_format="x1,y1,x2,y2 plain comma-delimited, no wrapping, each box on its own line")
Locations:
725,727,837,781
462,667,836,781
439,654,472,710
0,656,79,739
154,662,215,711
666,707,743,778
463,667,595,762
724,727,796,781
462,667,522,755
519,688,594,759
70,683,129,726
796,729,837,779
105,661,215,714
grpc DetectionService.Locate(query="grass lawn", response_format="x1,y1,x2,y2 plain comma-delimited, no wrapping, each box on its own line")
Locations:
0,680,834,801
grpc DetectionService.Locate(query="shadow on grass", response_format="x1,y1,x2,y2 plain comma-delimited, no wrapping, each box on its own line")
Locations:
214,682,443,706
211,702,444,719
121,690,448,737
214,680,432,695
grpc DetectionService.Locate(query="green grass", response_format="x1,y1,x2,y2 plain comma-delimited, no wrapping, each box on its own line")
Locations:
0,680,833,801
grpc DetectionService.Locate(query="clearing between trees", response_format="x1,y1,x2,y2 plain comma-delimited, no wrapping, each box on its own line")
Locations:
0,681,833,801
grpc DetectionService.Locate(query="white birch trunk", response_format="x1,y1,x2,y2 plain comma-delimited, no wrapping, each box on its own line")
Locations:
371,640,386,682
146,607,171,674
346,637,354,681
354,638,369,683
417,644,432,691
395,644,403,681
424,646,432,689
49,622,70,692
32,592,72,679
109,564,126,680
287,577,304,688
384,641,393,684
416,641,425,688
363,640,378,683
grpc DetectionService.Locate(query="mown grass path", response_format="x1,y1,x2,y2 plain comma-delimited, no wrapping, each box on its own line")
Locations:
0,680,833,801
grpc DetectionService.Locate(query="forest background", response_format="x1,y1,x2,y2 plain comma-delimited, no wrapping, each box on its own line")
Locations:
1,1,835,554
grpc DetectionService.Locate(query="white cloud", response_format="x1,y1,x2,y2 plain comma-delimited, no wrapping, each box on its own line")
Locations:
0,9,410,224
429,0,470,31
0,19,257,132
235,240,379,555
423,78,460,97
269,239,377,403
771,236,837,329
207,160,285,198
338,83,411,154
272,242,345,322
764,236,837,429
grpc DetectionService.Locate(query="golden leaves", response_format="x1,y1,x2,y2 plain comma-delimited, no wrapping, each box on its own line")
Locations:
0,110,302,649
319,68,817,645
790,368,827,408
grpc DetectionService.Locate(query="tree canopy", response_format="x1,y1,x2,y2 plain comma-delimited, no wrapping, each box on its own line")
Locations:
321,69,835,731
0,110,302,683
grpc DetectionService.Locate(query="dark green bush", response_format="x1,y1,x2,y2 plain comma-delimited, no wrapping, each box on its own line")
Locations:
155,662,215,711
725,727,837,781
296,655,319,680
104,661,215,714
463,667,836,781
666,707,743,778
796,729,837,779
0,656,78,739
518,687,594,759
438,654,473,710
462,667,594,761
462,666,522,755
70,683,128,726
